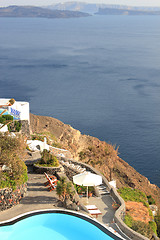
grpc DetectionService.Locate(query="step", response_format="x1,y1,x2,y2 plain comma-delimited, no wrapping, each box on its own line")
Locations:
99,190,110,195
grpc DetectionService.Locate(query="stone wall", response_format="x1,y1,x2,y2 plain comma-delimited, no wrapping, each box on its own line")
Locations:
110,187,150,240
49,146,72,159
0,183,27,211
33,164,62,175
20,120,31,137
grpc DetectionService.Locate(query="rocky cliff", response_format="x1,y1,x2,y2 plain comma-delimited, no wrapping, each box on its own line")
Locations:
0,6,90,18
30,113,160,208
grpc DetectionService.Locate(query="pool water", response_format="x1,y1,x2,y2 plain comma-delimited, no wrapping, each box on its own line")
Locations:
0,212,116,240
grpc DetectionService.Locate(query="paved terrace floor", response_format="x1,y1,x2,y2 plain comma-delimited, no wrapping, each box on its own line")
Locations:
0,168,130,240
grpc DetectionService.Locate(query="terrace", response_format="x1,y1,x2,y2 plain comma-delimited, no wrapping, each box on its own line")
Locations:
0,151,130,240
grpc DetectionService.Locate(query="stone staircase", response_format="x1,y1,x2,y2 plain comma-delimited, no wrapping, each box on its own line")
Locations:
97,184,110,196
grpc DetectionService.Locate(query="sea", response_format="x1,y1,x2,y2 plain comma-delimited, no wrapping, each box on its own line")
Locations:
0,15,160,187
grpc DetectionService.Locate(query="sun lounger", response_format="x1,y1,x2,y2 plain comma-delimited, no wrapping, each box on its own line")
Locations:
76,165,81,170
88,209,102,218
44,172,56,181
79,168,86,172
44,172,57,188
85,205,98,210
76,166,86,172
97,184,110,195
86,204,102,218
70,164,76,168
44,173,51,186
48,182,57,192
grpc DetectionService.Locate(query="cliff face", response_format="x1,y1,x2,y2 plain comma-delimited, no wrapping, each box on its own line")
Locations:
0,6,90,18
30,113,160,208
96,7,160,15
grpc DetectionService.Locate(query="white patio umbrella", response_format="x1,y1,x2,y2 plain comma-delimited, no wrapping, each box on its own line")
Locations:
73,171,102,200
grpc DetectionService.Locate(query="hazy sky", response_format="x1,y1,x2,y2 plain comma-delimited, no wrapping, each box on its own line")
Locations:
0,0,160,7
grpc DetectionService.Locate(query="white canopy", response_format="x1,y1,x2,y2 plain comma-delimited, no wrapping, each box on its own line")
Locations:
73,171,102,201
73,171,102,186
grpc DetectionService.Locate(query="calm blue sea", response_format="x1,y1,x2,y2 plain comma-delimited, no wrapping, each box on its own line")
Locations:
0,15,160,187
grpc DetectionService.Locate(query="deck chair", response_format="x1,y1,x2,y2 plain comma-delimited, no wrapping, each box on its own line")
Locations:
88,209,102,218
44,172,57,187
85,205,102,218
48,181,57,192
85,205,98,210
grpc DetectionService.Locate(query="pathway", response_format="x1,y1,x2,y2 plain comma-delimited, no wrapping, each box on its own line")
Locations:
0,173,58,222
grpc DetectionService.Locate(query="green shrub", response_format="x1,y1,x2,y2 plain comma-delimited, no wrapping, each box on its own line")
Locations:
74,184,94,195
31,134,52,145
124,214,134,228
2,115,13,121
39,132,57,142
118,187,148,207
17,161,28,184
52,142,62,149
147,195,156,205
131,221,152,239
31,134,45,142
56,177,75,207
38,149,59,167
79,151,86,160
120,188,158,238
74,184,86,194
7,123,12,132
155,212,160,237
14,121,22,132
124,213,154,238
0,173,15,189
0,117,5,124
48,156,59,166
88,146,93,151
7,120,22,132
0,133,28,190
149,221,157,235
148,208,154,219
0,163,28,191
90,160,95,167
0,115,13,124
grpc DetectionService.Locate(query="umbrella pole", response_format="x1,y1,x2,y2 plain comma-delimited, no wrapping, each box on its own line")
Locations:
87,186,88,203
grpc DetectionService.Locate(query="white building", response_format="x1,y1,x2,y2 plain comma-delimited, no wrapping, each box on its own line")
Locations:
0,123,8,132
109,180,116,189
0,98,30,122
27,138,49,152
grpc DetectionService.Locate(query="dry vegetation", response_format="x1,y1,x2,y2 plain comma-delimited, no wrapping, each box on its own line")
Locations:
0,133,28,189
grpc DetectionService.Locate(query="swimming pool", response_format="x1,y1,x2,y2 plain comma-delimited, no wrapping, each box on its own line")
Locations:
0,210,122,240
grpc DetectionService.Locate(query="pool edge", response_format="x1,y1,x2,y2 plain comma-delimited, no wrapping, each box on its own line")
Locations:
0,208,124,240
